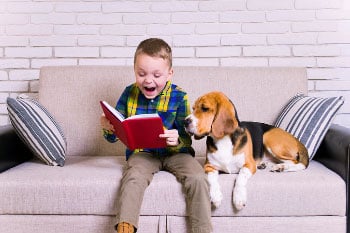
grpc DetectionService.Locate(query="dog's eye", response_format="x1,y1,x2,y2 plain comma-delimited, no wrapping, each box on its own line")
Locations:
201,106,209,112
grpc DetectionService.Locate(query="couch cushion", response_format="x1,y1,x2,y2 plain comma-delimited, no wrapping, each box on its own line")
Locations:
6,95,66,166
0,156,345,217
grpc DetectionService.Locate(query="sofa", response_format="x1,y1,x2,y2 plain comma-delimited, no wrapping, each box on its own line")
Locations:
0,66,349,233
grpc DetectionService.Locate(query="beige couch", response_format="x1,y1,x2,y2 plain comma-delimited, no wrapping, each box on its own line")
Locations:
0,66,349,233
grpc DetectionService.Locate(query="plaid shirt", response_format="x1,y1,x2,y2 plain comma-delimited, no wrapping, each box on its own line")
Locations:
103,81,194,160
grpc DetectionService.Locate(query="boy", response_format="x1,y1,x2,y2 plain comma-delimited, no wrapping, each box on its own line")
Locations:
100,38,212,233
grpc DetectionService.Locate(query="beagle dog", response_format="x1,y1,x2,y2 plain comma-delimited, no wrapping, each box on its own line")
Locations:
184,91,309,210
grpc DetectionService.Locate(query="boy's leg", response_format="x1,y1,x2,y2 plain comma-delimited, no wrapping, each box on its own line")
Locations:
115,152,161,230
163,154,212,233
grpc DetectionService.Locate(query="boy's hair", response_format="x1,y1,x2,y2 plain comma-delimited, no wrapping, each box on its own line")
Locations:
134,38,172,68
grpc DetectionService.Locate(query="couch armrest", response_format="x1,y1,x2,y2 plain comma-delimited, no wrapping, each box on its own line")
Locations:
313,124,350,181
0,125,33,172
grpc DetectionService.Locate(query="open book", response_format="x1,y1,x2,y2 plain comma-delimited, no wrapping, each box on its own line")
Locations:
100,101,167,150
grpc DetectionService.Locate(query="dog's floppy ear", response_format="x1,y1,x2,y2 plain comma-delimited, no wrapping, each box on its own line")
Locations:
211,96,239,138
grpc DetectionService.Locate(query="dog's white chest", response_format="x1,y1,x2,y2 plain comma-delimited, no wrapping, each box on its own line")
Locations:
207,135,245,174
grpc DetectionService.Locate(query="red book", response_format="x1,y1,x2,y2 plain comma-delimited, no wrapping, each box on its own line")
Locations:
100,101,167,150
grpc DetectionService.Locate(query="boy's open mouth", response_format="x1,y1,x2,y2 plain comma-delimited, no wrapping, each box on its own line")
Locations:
144,87,156,92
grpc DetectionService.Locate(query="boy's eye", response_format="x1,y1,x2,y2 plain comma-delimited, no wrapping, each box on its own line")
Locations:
138,72,146,77
154,73,161,78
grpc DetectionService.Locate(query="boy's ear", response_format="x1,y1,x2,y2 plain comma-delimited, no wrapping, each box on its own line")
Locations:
167,68,174,80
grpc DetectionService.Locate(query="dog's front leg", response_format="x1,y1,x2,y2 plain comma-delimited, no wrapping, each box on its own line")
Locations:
205,164,223,208
233,166,252,210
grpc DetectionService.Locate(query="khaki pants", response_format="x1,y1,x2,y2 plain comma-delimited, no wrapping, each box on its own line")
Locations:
115,152,212,233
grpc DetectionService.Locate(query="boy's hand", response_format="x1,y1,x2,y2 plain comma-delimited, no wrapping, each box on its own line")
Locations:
160,129,179,146
100,113,115,132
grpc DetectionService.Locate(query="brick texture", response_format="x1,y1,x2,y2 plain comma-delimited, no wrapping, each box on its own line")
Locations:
0,0,349,127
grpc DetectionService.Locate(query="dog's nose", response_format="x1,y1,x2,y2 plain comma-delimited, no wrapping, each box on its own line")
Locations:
184,117,192,128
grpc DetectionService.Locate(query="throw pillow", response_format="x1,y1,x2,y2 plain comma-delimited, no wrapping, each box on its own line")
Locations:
6,95,66,166
274,94,344,160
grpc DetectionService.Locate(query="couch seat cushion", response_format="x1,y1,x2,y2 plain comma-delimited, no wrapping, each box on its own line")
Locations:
0,156,345,217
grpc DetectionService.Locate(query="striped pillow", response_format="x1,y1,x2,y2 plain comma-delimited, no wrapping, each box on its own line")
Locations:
275,94,344,160
6,95,66,166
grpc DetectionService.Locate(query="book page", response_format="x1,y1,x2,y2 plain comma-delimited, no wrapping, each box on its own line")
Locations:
102,101,124,121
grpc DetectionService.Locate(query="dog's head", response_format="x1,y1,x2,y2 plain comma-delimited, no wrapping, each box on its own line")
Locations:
184,91,239,139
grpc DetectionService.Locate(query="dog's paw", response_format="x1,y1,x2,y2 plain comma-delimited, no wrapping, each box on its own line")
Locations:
270,164,285,172
233,186,247,210
210,186,223,208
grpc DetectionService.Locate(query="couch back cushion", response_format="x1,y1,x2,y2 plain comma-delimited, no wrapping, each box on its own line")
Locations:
39,66,307,157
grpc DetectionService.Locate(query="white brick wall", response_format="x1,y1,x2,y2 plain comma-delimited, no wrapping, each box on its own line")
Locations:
0,0,349,128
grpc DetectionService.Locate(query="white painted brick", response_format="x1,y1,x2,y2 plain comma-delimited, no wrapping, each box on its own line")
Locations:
308,80,315,91
0,81,28,92
317,9,350,20
54,25,99,35
221,34,266,46
5,47,52,58
31,13,75,24
0,103,8,114
268,33,317,45
338,21,350,34
127,36,172,47
318,32,350,44
151,1,198,12
173,35,220,46
199,1,246,11
266,10,315,21
0,14,29,24
78,36,124,46
79,59,127,66
55,47,99,58
171,12,218,23
316,80,350,91
9,69,39,81
148,24,194,36
124,13,170,25
307,68,345,80
0,59,29,69
30,36,76,46
317,57,350,68
292,21,337,32
0,93,9,103
295,0,343,10
293,45,340,57
339,45,350,56
247,0,294,10
101,25,146,36
269,57,316,67
173,58,219,67
195,23,240,34
55,2,101,13
221,57,268,67
333,114,350,128
172,47,195,58
242,22,290,34
196,47,241,57
220,11,265,23
102,2,149,13
0,115,10,126
7,2,53,13
0,48,3,57
0,71,8,80
0,36,28,46
244,45,290,56
31,59,77,69
6,25,53,36
101,47,135,58
77,13,122,25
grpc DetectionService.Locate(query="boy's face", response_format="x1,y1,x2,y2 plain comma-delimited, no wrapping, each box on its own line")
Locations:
134,53,173,99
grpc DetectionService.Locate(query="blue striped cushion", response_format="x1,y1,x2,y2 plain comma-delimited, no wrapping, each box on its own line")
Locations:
6,95,66,166
275,94,344,160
